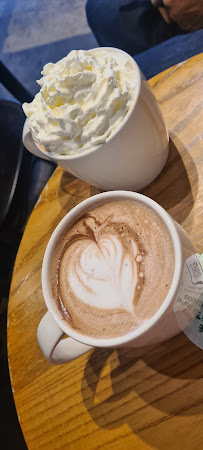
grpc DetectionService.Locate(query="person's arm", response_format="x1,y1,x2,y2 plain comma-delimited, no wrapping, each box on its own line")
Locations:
151,0,203,32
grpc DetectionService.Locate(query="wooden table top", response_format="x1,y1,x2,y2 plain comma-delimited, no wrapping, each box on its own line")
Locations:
8,53,203,450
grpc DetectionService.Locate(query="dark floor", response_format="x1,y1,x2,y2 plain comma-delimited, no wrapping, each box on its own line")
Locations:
0,303,27,450
0,1,97,448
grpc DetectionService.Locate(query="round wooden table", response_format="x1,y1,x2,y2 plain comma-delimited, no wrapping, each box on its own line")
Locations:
8,54,203,450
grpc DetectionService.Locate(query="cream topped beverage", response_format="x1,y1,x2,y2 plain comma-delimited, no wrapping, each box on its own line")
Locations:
50,200,175,338
23,49,136,156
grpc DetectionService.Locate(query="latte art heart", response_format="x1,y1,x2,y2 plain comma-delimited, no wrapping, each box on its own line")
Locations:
66,235,138,312
51,200,175,338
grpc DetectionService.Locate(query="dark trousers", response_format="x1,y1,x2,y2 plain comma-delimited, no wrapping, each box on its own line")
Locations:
86,0,203,78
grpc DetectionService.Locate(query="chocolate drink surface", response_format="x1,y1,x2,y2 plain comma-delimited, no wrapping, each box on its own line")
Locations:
50,200,175,338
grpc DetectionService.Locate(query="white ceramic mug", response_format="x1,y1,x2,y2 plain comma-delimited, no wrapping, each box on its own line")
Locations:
37,191,196,365
23,47,169,191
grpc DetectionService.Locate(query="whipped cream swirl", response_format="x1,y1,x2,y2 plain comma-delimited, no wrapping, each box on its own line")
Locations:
23,49,136,156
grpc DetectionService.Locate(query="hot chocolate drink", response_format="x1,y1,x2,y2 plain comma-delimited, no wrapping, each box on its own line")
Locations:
50,200,175,338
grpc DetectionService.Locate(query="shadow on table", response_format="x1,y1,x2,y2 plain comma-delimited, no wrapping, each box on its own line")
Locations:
57,171,101,214
141,135,198,229
81,332,203,450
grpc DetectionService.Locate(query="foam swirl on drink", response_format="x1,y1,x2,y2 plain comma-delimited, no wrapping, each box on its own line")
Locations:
23,49,136,156
51,201,175,338
58,217,140,314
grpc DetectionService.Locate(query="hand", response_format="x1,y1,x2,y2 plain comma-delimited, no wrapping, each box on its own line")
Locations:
151,0,203,31
151,0,171,24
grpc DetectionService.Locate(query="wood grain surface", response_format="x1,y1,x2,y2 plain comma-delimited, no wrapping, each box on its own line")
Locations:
8,53,203,450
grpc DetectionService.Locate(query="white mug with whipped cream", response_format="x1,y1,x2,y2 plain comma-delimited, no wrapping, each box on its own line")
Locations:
23,47,169,191
37,191,196,365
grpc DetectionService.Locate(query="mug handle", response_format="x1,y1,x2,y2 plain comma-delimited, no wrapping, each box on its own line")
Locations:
22,119,51,161
37,312,93,364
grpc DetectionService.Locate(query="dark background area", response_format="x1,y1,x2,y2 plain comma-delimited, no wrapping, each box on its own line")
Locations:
0,1,97,448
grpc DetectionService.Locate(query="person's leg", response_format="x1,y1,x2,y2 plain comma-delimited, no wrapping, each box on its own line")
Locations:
134,28,203,79
86,0,181,55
